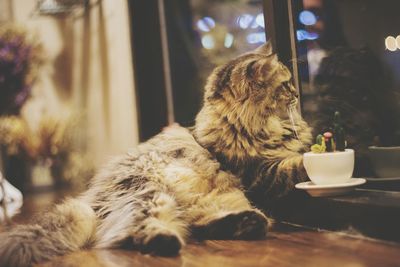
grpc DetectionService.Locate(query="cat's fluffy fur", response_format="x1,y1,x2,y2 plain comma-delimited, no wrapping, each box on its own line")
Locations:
194,44,312,206
0,43,311,267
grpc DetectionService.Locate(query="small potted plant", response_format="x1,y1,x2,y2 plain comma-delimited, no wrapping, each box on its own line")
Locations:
303,111,355,185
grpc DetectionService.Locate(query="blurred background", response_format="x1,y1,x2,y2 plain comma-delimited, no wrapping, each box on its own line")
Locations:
0,0,138,191
0,0,400,194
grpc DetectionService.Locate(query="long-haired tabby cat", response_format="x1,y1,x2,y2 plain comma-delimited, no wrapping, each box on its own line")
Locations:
0,43,311,267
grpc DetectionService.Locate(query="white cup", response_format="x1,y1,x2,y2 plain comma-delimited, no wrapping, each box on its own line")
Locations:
303,149,355,185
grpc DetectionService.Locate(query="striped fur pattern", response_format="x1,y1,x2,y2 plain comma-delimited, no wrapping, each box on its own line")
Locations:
194,43,312,207
0,43,310,266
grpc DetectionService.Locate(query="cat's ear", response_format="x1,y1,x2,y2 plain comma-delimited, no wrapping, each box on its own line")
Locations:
249,53,279,78
255,42,274,55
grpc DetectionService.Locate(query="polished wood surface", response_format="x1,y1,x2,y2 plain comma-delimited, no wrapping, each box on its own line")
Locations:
2,190,400,267
271,189,400,242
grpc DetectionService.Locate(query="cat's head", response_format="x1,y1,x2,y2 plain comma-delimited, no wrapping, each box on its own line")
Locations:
203,43,298,119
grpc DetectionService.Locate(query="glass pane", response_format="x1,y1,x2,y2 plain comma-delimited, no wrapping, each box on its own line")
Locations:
296,0,400,180
191,0,266,70
166,0,267,125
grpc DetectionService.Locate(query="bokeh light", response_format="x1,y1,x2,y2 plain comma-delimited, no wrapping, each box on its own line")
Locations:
256,13,265,28
246,32,266,44
197,17,216,32
396,35,400,50
299,10,317,26
237,14,254,29
224,33,234,48
385,36,397,51
296,30,319,41
201,34,215,49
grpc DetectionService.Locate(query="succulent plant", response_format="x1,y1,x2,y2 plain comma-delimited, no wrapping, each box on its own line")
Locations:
316,134,323,145
323,132,333,152
333,111,346,151
309,111,347,153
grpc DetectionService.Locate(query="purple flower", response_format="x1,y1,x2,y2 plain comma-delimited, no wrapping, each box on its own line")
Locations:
0,26,42,115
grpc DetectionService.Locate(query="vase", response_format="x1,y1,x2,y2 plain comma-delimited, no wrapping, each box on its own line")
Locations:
30,159,54,190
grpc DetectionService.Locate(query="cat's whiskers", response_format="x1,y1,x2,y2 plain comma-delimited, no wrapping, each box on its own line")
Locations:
287,100,302,143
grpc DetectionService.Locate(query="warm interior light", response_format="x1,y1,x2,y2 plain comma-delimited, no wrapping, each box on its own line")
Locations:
396,35,400,50
385,36,397,51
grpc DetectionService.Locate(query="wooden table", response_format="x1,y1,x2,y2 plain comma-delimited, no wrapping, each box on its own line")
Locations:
2,190,400,267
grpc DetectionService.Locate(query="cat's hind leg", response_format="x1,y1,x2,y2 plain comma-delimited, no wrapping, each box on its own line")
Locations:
94,191,187,256
191,188,270,240
131,192,188,256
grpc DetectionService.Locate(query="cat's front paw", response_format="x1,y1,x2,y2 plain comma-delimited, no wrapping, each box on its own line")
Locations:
140,233,182,257
233,210,268,240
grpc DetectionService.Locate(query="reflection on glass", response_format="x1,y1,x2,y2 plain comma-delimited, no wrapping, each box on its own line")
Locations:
297,0,400,180
190,0,266,69
299,10,317,26
168,0,266,126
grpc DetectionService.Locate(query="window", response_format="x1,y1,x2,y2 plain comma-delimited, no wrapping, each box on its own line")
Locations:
129,0,400,241
129,0,268,139
166,0,268,126
129,0,400,191
294,0,400,181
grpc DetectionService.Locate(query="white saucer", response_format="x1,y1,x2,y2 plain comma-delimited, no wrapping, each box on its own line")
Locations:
295,178,366,197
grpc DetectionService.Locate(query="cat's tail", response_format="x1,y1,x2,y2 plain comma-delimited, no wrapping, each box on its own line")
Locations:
0,198,97,267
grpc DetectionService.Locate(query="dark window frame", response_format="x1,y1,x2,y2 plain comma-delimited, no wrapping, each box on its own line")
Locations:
128,0,201,140
128,0,169,141
264,0,305,111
